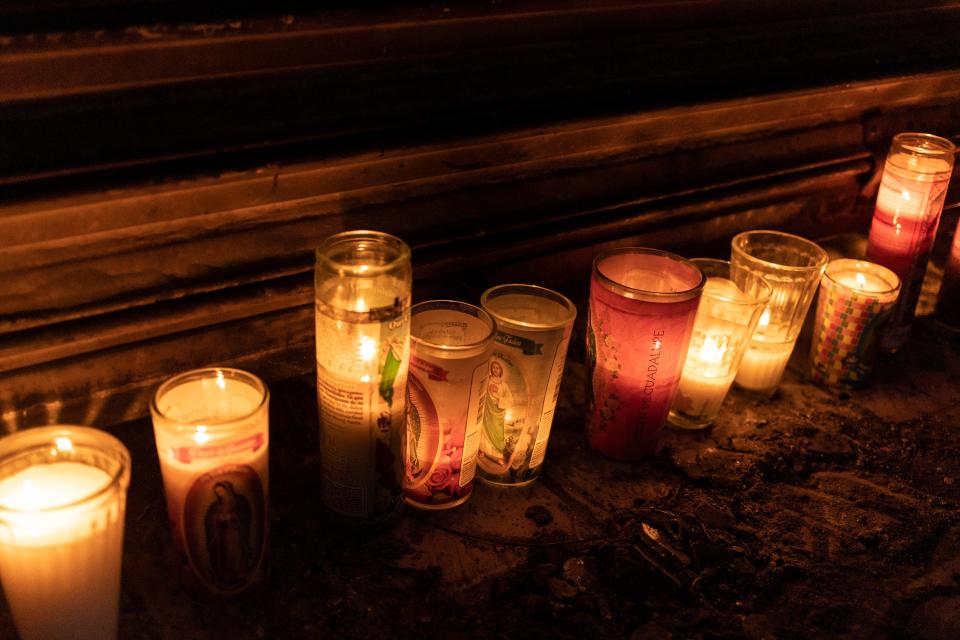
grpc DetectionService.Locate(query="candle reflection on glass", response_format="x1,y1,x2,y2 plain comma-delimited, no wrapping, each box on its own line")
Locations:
669,259,771,429
810,259,901,388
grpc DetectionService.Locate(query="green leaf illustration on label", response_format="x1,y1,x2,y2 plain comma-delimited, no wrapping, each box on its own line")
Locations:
379,345,402,406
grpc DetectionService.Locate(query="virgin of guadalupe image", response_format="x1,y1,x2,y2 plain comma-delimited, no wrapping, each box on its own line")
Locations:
480,358,515,466
205,481,254,589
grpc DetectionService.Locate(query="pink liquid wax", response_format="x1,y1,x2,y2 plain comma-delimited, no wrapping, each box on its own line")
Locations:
587,250,702,459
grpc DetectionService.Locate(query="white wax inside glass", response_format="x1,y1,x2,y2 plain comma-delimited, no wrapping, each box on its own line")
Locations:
831,270,891,293
735,341,794,392
154,376,268,524
0,462,123,640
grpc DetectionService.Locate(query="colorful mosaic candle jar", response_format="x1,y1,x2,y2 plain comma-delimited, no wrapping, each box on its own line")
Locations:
810,259,901,388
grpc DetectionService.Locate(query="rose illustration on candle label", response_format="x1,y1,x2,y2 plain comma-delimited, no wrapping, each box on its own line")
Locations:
182,464,266,595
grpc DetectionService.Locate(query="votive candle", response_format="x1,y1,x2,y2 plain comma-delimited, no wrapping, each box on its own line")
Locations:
479,284,576,486
731,230,828,398
810,259,901,387
151,368,270,597
669,259,772,429
404,300,495,509
315,230,411,524
587,248,704,458
866,132,955,350
0,426,131,640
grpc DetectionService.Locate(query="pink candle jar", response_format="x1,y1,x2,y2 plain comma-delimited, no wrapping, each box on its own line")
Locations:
866,132,955,350
935,220,960,328
587,248,705,459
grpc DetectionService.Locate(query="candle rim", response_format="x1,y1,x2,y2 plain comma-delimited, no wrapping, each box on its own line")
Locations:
824,258,901,295
0,425,130,516
690,258,773,307
592,247,706,300
316,229,411,278
480,283,577,330
410,300,497,351
731,230,829,273
151,367,269,431
890,132,957,163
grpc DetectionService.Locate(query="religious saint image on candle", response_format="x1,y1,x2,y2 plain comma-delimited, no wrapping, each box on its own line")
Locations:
182,466,265,592
478,355,529,474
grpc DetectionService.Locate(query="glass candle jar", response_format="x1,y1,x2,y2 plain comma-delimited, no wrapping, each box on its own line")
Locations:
478,284,576,486
935,219,960,328
315,230,411,524
151,368,270,597
0,426,131,640
404,300,495,509
810,259,901,388
730,230,828,398
668,259,772,430
866,132,955,350
587,248,704,458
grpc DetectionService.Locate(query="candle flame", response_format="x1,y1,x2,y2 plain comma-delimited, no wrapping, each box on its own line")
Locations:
359,336,377,362
54,437,73,452
194,425,210,445
759,309,770,327
855,272,866,290
215,370,226,390
699,335,726,366
901,189,911,201
356,296,368,313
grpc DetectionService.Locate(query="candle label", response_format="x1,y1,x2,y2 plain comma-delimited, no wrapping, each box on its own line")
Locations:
182,464,266,595
316,299,409,520
404,357,487,507
171,433,265,464
478,327,570,484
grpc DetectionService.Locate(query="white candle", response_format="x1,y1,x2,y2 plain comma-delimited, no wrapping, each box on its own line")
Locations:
734,337,795,393
673,335,736,420
151,368,269,596
0,429,129,640
315,231,411,523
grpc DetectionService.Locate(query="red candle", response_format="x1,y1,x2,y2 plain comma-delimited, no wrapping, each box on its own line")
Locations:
587,248,704,459
866,132,955,350
935,220,960,327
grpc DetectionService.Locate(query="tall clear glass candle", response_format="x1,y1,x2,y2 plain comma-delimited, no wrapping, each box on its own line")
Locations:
479,284,576,486
866,132,955,350
151,367,270,597
730,231,828,398
587,248,704,458
404,300,495,509
0,426,131,640
315,230,411,523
